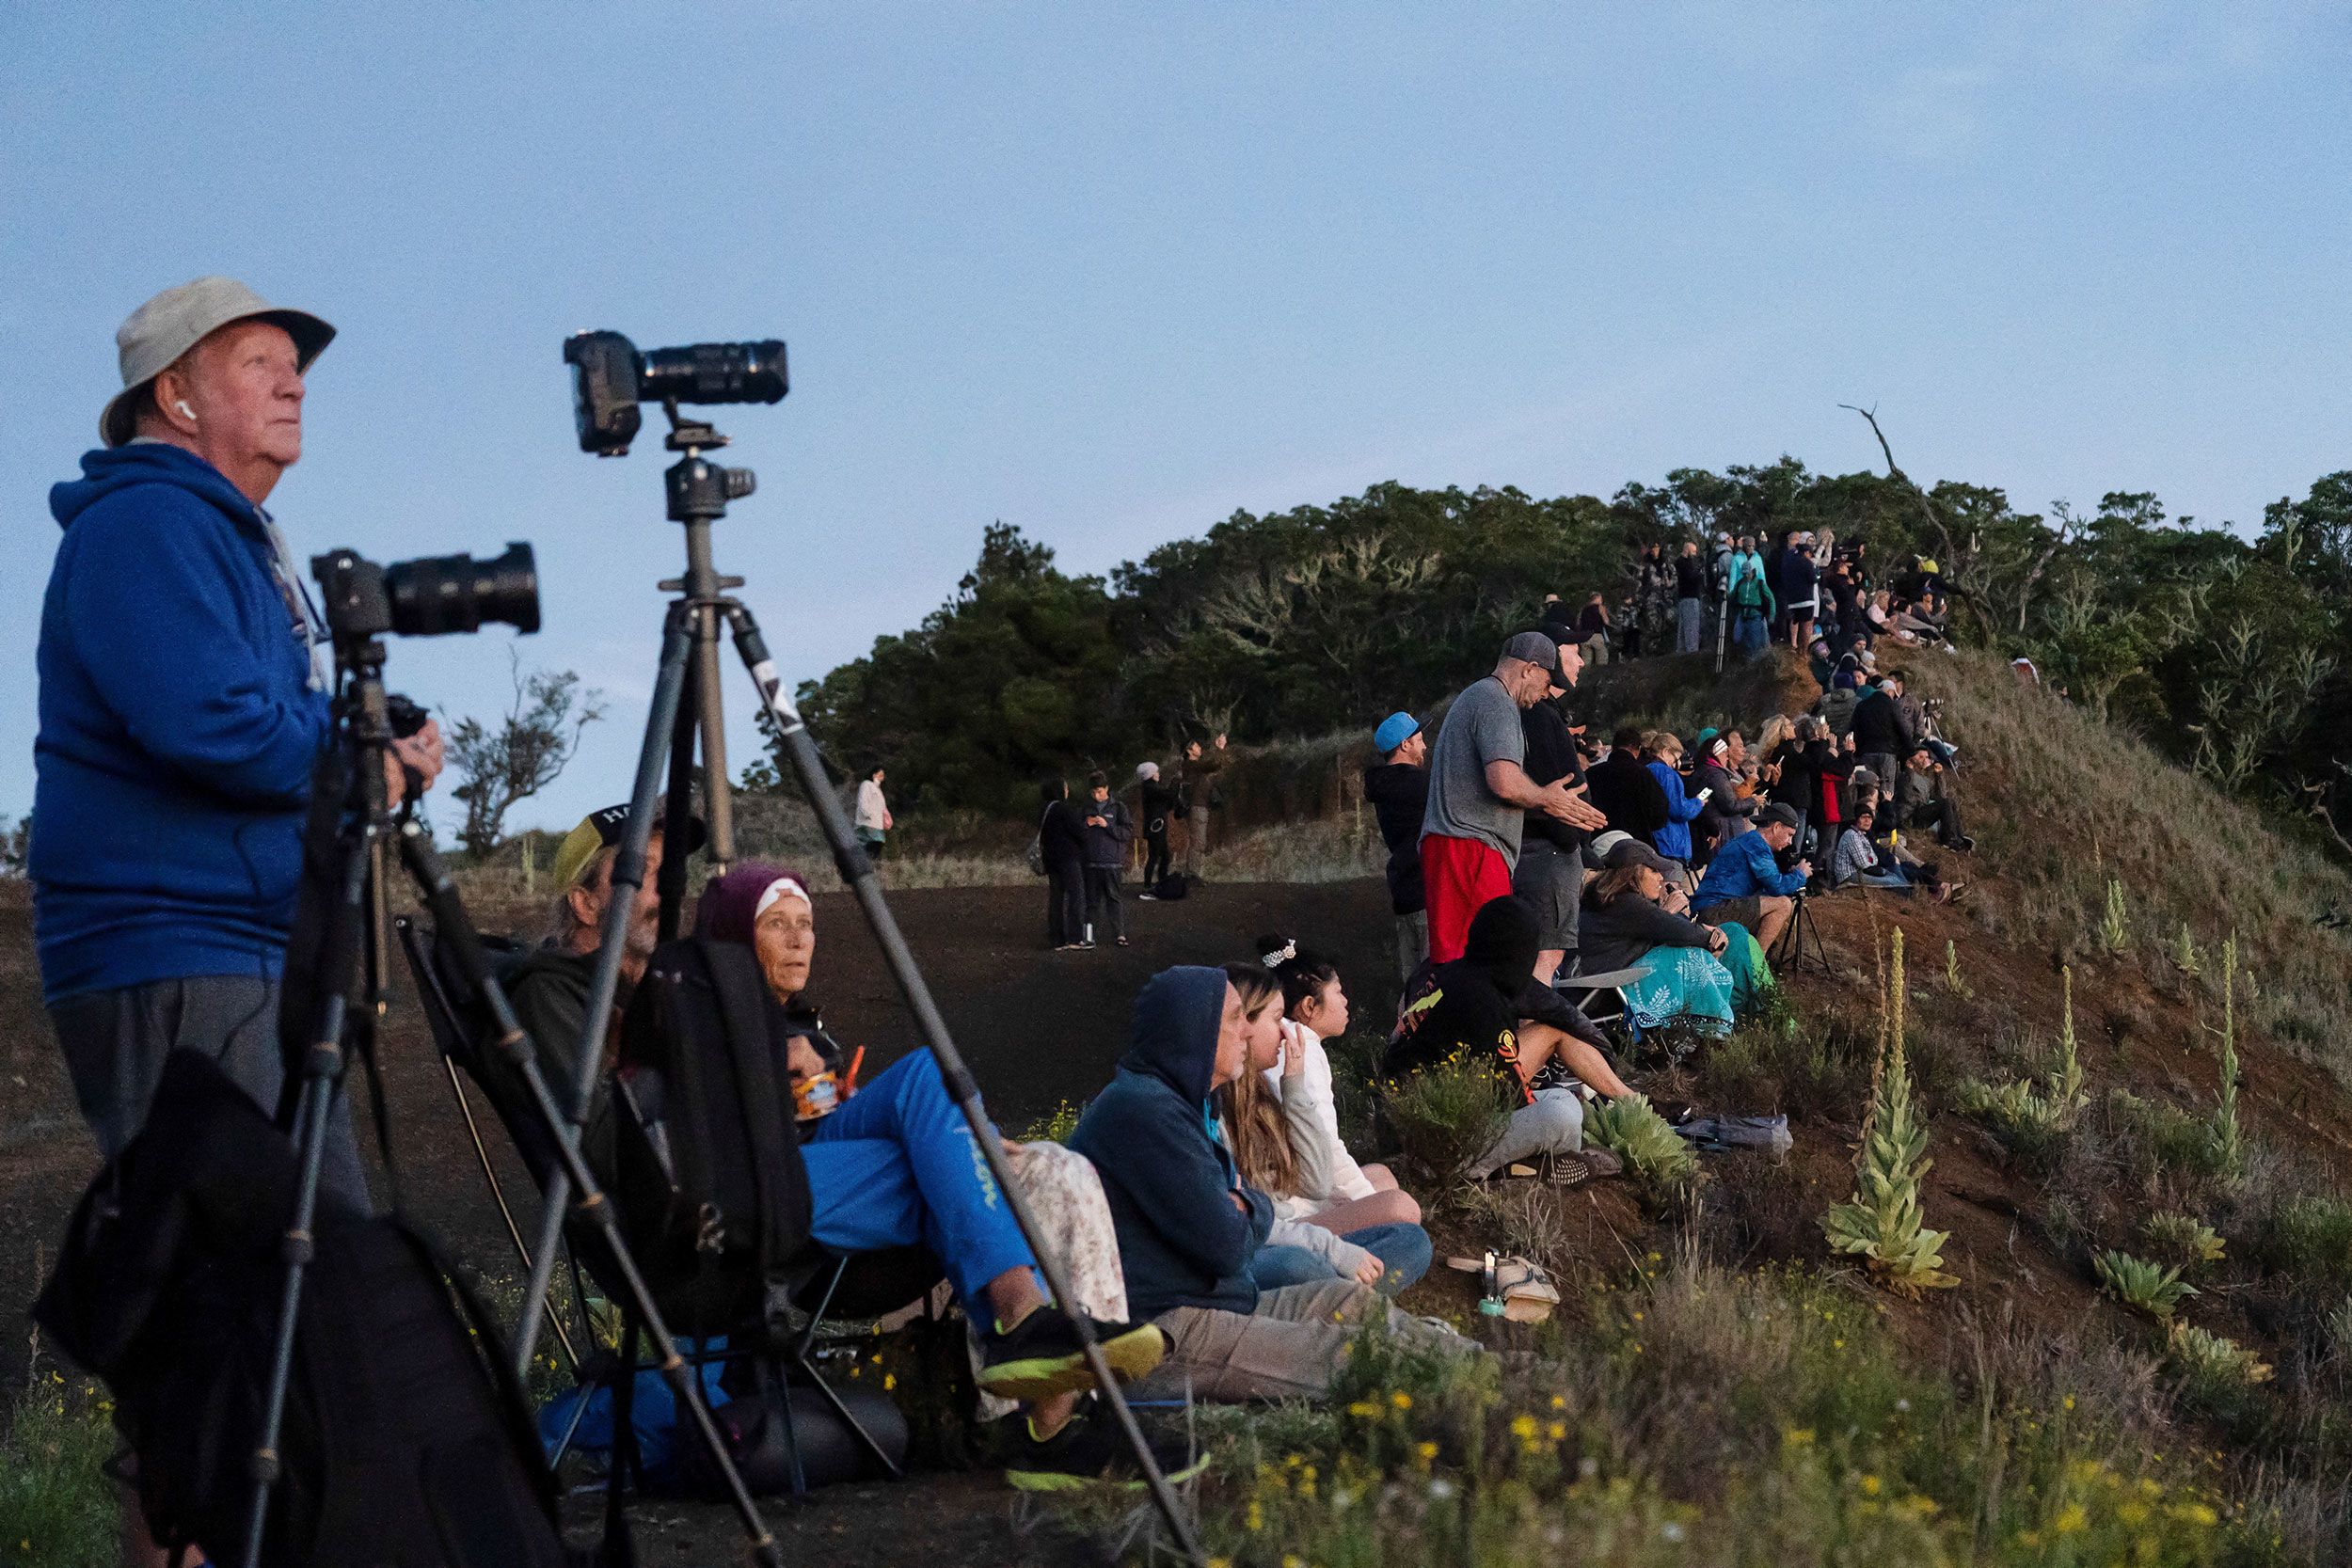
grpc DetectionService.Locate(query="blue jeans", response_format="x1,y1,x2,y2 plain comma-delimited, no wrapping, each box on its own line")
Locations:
803,1053,1034,1306
1247,1222,1433,1295
1734,609,1769,660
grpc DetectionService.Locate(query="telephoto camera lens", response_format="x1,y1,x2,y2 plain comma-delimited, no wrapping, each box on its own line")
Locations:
636,341,788,408
386,543,541,637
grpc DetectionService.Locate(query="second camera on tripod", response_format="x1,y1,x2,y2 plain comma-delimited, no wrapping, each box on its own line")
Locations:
311,544,541,642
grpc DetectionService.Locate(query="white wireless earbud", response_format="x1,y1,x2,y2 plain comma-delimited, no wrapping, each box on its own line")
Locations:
174,400,198,423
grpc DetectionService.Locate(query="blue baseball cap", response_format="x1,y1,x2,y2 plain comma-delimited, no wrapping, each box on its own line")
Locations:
1374,712,1420,753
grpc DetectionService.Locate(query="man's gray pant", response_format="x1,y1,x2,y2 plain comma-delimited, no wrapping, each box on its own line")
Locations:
1394,909,1429,983
1466,1086,1584,1180
49,974,371,1212
1184,803,1211,879
1676,596,1704,653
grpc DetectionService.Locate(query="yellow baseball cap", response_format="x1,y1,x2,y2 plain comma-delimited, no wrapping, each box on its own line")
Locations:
550,801,707,891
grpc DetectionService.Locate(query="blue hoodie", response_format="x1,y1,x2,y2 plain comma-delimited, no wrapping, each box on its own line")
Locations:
34,444,332,1002
1645,757,1705,862
1068,966,1275,1318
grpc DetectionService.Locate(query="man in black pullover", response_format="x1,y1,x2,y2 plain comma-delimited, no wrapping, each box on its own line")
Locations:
1515,633,1597,983
1585,725,1669,843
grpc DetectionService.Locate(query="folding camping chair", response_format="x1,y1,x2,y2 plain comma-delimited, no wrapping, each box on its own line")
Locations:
395,915,936,1496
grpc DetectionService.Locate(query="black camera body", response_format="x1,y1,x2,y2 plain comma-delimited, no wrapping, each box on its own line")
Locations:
312,545,541,643
564,331,787,456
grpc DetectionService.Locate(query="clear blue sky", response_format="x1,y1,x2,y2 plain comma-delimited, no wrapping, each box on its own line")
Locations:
5,4,2346,836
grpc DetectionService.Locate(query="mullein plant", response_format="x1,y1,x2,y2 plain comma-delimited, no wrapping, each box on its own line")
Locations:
2207,935,2243,1178
1955,965,2089,1149
1822,929,1957,1295
2099,878,2131,954
2170,922,2201,976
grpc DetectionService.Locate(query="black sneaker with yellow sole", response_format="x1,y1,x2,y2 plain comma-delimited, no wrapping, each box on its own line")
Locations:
977,1307,1167,1402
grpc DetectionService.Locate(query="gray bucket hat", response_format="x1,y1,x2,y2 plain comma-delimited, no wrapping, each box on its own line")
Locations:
100,276,335,448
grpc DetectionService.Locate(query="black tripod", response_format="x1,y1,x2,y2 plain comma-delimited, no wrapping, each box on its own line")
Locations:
508,404,1205,1564
239,575,788,1568
1777,890,1834,977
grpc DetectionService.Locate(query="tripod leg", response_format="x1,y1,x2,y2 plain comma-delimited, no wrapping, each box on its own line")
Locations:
515,603,693,1373
401,822,786,1568
693,606,737,870
724,605,1206,1567
238,832,372,1568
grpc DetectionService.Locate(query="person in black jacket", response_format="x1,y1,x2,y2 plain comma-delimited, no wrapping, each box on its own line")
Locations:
1038,778,1089,950
1673,542,1707,654
1514,635,1596,983
1585,725,1669,843
1362,711,1432,980
1136,761,1180,893
1080,769,1135,947
1851,671,1918,790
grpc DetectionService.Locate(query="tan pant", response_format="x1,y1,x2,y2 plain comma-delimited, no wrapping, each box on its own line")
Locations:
1136,1279,1469,1402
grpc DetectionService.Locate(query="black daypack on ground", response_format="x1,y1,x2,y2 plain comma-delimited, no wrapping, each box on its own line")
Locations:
614,936,817,1328
33,1051,580,1568
1151,874,1191,901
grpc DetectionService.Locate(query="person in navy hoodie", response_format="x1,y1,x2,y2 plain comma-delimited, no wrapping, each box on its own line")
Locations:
1071,965,1470,1401
35,277,446,1212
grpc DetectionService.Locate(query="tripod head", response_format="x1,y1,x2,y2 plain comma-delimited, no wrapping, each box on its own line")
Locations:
662,403,757,525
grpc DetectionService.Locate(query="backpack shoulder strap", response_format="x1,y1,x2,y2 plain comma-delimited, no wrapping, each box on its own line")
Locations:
694,939,798,1277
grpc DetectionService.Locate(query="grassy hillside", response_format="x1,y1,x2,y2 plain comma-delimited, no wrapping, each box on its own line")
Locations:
1146,647,2352,1565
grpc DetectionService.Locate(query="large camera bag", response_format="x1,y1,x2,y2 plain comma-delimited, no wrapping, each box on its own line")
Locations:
33,1050,582,1568
613,936,816,1328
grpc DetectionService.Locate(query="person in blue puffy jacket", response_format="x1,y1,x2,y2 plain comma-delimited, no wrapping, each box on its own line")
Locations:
1642,732,1706,870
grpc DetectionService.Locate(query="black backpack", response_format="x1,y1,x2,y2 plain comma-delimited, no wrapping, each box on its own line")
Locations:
33,1051,581,1568
1152,873,1192,901
613,937,816,1329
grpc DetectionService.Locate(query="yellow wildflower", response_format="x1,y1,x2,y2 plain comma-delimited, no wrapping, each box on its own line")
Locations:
2053,1504,2089,1536
1860,1475,1882,1496
1390,1390,1412,1411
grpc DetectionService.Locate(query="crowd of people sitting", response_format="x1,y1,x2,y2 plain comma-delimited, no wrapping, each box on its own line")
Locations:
483,586,1979,1491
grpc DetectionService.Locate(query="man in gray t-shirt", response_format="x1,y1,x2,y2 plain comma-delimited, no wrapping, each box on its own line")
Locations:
1419,631,1604,963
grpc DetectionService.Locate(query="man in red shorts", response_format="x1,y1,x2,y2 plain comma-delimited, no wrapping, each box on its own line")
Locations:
1417,632,1605,964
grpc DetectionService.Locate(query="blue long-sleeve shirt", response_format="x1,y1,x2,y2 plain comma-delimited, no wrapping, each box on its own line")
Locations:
1692,828,1808,910
1646,759,1705,862
34,444,332,1001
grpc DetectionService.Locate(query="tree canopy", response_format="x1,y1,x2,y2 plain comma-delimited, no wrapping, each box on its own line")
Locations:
770,461,2350,852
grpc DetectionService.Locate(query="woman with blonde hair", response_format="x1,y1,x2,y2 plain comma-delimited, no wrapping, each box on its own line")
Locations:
1215,963,1430,1291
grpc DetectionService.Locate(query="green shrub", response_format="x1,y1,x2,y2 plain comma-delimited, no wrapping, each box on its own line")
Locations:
1583,1091,1700,1203
2108,1088,2233,1183
2255,1194,2352,1294
2093,1249,2197,1321
1378,1053,1513,1188
1016,1098,1082,1144
0,1370,118,1568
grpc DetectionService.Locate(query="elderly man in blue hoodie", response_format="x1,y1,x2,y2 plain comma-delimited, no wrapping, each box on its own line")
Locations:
1072,966,1470,1401
36,277,445,1209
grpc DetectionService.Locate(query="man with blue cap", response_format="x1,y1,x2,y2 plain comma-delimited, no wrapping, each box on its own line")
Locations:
1361,711,1430,980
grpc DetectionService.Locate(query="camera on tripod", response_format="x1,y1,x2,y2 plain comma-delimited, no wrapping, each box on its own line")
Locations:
311,545,541,643
564,330,787,457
